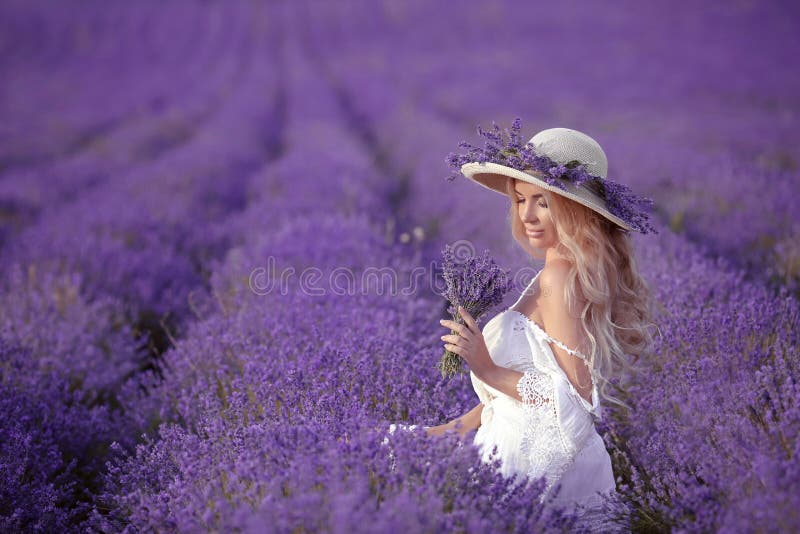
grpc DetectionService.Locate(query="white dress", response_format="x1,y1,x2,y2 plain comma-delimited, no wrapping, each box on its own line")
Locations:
471,270,618,521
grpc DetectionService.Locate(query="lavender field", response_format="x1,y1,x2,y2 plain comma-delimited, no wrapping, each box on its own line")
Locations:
1,0,799,532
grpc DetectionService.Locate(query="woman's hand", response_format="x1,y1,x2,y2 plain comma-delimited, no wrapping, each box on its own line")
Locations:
440,306,497,379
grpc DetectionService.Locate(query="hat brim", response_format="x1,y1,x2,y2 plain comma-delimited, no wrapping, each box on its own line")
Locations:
460,161,634,232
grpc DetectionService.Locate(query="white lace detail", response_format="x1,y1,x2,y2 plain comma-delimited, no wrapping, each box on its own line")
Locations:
516,368,552,408
511,318,527,333
468,279,616,511
515,368,578,498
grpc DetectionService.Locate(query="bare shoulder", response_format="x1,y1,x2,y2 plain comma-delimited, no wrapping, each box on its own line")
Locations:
538,260,572,288
539,261,583,319
538,260,572,302
539,262,593,400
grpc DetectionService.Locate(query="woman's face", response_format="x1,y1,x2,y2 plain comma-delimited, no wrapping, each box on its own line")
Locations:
513,179,558,249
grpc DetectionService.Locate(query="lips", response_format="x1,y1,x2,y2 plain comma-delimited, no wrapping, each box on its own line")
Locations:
526,228,544,236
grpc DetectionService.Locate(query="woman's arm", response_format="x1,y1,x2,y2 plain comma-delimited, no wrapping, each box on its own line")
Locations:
425,402,483,438
467,266,594,405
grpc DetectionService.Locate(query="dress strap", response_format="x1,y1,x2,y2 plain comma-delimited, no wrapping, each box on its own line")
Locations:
540,332,590,362
508,309,591,362
509,269,592,362
510,270,541,309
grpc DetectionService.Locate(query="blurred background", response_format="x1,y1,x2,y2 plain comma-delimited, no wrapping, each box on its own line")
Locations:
3,0,799,290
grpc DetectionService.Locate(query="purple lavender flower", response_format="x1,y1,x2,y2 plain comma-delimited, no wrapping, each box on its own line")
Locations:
437,244,514,377
445,118,658,235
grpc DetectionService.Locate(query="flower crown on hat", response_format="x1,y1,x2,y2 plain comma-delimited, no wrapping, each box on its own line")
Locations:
445,118,658,235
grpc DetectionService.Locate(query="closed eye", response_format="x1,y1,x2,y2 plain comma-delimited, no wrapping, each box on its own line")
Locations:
516,198,547,208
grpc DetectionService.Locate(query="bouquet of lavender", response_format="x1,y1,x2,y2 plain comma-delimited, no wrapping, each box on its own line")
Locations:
437,244,514,378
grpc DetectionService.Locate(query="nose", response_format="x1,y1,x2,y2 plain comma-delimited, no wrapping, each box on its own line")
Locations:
522,202,538,223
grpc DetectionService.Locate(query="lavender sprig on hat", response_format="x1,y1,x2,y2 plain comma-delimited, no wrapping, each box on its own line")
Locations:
445,118,658,235
437,244,514,378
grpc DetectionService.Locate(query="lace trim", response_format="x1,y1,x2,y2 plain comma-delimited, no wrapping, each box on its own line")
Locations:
516,369,552,408
516,368,577,498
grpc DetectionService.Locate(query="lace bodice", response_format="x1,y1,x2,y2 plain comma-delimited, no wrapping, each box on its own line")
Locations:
470,270,608,503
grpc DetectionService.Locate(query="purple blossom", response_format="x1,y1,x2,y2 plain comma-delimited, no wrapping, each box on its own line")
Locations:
437,244,514,377
446,118,659,235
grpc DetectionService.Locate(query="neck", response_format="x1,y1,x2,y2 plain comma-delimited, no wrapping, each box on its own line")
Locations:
544,245,570,266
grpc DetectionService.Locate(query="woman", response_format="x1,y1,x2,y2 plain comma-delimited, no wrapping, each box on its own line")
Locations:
427,126,657,522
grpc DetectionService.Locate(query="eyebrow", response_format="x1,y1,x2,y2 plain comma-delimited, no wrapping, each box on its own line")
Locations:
513,189,544,199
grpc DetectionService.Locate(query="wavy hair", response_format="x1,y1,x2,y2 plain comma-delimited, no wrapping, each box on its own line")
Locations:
505,176,657,412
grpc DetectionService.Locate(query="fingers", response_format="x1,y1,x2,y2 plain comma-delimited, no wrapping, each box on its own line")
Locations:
444,343,464,356
439,319,470,337
458,306,479,333
440,334,463,346
440,315,473,359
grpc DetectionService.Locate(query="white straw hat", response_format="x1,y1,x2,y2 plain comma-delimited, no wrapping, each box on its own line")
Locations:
460,127,637,232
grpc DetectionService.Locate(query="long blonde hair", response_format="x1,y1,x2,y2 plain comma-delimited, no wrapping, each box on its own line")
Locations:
506,176,656,412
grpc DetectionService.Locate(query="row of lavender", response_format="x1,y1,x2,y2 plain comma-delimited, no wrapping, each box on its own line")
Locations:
95,2,800,532
295,0,800,292
108,225,800,532
1,1,253,244
291,1,800,530
0,1,290,529
1,2,500,530
1,0,799,532
87,19,571,532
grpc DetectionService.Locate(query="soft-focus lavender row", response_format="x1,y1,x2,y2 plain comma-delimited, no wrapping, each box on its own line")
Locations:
1,1,288,529
1,0,798,532
0,2,255,243
296,0,800,291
